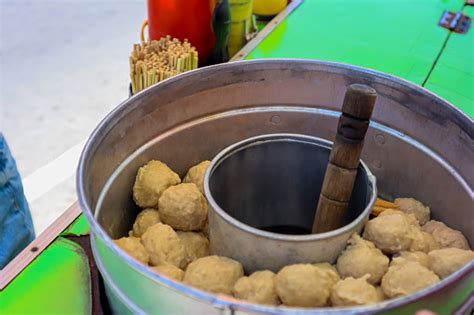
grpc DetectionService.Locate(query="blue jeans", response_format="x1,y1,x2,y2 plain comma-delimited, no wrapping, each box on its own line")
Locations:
0,133,35,269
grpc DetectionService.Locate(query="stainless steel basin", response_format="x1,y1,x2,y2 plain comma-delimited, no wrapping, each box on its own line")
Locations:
77,59,473,314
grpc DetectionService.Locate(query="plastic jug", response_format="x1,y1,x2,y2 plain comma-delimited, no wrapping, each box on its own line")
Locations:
253,0,287,17
228,0,255,57
146,0,216,63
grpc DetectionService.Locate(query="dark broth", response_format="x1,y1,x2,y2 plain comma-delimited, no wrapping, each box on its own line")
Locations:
259,225,312,235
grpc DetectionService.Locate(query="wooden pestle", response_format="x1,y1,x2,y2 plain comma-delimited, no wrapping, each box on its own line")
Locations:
312,84,377,233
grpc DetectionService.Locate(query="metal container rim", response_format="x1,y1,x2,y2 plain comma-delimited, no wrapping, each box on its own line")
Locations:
76,59,474,313
204,133,377,242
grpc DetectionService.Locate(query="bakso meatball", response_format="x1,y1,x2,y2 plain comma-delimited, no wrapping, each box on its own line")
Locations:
183,160,211,194
151,263,184,281
141,223,186,268
381,258,439,298
378,208,419,226
398,251,432,269
409,227,440,253
428,248,474,278
201,220,210,238
330,276,381,306
336,234,389,284
374,286,386,301
133,160,181,208
363,211,416,254
313,263,340,287
233,270,280,305
394,198,430,225
275,264,333,307
422,220,470,250
132,208,161,237
114,236,149,264
159,183,208,231
184,256,244,295
177,231,209,266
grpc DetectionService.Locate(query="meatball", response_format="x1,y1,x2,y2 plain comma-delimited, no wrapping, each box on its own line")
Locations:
177,231,209,266
151,263,184,281
374,286,386,301
378,208,419,226
159,183,208,231
133,160,181,208
184,256,244,295
409,228,440,253
313,263,340,287
381,258,439,298
183,160,211,194
201,220,210,238
363,211,416,254
330,276,380,306
233,270,280,305
399,251,432,269
275,264,333,307
394,198,430,225
132,208,161,237
337,234,389,284
428,248,474,278
422,220,470,250
369,210,437,254
114,236,149,264
141,223,186,268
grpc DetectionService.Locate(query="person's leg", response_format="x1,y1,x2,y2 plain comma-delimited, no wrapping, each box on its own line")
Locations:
0,133,35,269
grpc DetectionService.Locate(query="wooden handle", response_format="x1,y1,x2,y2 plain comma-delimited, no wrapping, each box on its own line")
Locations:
312,84,377,233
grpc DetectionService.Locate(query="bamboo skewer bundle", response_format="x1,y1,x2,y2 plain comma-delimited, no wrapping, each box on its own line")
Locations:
130,36,199,94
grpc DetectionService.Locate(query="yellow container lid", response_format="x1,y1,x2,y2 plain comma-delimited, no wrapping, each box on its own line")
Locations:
253,0,287,16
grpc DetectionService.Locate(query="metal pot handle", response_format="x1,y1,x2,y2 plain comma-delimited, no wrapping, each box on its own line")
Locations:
140,19,148,42
245,15,258,41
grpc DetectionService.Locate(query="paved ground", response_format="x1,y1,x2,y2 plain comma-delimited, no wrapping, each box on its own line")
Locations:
1,0,146,235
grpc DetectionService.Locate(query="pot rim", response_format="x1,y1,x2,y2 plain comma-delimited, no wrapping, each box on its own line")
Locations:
77,59,473,313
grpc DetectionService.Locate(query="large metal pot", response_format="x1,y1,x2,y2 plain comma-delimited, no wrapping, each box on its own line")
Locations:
77,59,473,314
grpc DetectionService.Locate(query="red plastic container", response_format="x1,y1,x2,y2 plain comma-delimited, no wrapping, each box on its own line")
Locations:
147,0,216,63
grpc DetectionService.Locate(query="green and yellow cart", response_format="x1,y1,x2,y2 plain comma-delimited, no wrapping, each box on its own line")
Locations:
1,0,473,313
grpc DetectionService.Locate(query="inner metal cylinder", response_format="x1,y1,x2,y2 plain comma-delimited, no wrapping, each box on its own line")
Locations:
205,133,377,273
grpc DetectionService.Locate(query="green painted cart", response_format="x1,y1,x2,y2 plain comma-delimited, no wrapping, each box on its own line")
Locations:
1,0,473,313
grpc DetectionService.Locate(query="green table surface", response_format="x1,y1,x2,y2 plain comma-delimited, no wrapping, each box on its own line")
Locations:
1,215,92,314
2,1,473,314
424,5,474,116
247,0,473,117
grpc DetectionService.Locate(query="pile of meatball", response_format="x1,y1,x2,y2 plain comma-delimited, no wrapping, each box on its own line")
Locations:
114,159,473,308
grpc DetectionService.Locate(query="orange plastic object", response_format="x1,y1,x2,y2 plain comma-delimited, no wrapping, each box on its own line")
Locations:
147,0,216,63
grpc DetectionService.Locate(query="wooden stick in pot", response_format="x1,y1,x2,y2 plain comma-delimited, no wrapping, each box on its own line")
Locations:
312,84,377,233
